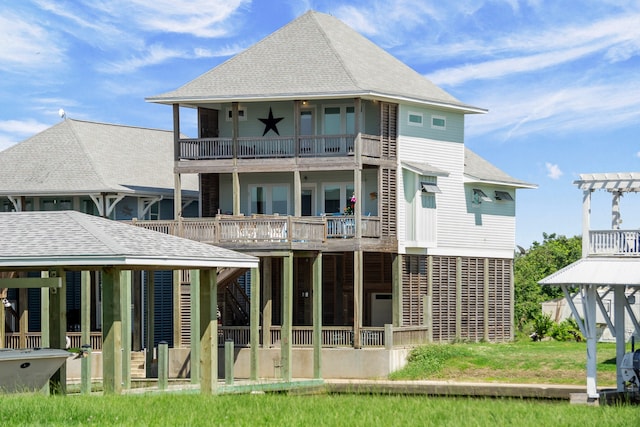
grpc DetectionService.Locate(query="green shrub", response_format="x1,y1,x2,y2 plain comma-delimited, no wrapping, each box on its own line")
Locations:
532,313,554,339
550,318,584,342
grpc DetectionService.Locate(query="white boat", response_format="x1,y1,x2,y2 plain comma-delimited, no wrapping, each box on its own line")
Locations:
0,348,71,393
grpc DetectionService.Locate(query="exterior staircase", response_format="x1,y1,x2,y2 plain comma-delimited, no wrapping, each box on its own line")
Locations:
130,351,146,379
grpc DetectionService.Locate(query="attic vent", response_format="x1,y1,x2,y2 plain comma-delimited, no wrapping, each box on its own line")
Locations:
494,191,513,201
421,182,441,193
473,189,492,203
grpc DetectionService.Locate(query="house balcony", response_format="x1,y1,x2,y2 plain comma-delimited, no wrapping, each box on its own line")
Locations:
130,214,392,251
178,133,384,161
589,230,640,256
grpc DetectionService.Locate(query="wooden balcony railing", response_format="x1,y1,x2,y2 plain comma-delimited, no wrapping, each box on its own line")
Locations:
131,215,381,244
179,134,382,160
4,327,427,350
589,230,640,256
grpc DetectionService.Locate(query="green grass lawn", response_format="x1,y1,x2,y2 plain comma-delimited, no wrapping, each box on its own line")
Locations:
1,393,638,426
390,339,619,386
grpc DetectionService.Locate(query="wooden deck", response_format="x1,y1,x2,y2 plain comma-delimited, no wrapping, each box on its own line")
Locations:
130,215,392,251
178,133,382,161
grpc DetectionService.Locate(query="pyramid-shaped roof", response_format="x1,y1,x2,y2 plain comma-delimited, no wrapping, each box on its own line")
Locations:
147,11,484,113
0,210,258,269
0,119,198,197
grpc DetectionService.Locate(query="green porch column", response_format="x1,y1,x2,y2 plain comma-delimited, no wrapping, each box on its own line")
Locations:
190,269,201,384
40,271,50,394
145,271,155,378
312,252,323,379
173,270,182,348
102,268,123,395
120,270,132,389
262,258,272,348
353,250,363,348
281,252,293,381
81,271,91,348
81,270,92,393
250,266,261,381
200,268,218,394
48,269,66,394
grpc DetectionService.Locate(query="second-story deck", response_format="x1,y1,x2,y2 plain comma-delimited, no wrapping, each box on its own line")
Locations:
131,214,395,252
179,133,385,161
589,230,640,256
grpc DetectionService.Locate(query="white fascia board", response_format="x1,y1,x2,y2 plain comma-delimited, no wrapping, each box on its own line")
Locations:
147,91,487,115
0,256,259,270
463,175,538,189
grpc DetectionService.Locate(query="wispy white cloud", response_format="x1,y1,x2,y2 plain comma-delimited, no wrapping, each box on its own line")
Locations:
0,119,50,151
426,14,640,86
545,162,563,180
0,11,66,73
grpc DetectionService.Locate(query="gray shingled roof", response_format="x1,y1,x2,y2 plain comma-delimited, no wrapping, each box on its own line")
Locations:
147,11,484,113
0,119,198,196
464,148,537,188
0,211,258,269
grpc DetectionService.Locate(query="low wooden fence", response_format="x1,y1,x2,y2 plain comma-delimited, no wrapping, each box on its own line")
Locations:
3,326,429,350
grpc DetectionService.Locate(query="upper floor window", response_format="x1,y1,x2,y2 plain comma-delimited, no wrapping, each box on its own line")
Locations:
408,112,423,126
323,105,355,134
226,106,247,121
249,184,289,215
431,115,446,129
420,176,440,209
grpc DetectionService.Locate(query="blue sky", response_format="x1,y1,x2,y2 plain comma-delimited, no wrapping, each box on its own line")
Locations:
1,0,639,248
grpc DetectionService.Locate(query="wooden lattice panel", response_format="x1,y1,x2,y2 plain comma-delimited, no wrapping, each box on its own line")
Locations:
381,168,397,237
401,255,427,326
431,256,457,342
460,258,485,342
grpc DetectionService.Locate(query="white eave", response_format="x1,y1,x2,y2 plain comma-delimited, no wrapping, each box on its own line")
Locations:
539,257,640,287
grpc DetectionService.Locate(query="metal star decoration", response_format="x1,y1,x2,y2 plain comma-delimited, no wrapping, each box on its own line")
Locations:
259,107,284,136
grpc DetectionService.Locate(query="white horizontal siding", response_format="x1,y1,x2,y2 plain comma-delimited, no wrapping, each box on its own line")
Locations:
397,136,516,258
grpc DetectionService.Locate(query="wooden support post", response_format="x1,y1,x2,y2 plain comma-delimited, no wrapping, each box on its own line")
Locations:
19,287,28,348
0,290,4,349
81,345,92,395
40,271,50,395
132,271,142,351
427,255,433,342
225,339,234,385
483,258,490,342
294,170,302,217
353,250,363,348
281,253,293,381
81,271,91,349
145,271,155,378
392,254,402,327
312,252,323,379
200,268,218,394
455,257,462,342
49,268,66,394
102,268,122,395
232,171,240,215
158,341,168,390
173,270,181,348
120,270,132,390
250,266,260,381
190,269,201,384
262,258,272,348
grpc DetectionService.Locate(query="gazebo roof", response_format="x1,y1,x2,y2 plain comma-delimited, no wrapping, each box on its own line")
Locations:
0,211,258,270
538,257,640,287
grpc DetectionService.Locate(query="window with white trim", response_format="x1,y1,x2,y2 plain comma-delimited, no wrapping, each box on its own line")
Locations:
431,115,446,129
420,176,439,209
249,184,289,215
408,112,423,126
226,106,247,121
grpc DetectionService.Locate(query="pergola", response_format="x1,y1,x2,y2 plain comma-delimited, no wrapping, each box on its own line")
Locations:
0,210,258,394
539,173,640,400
